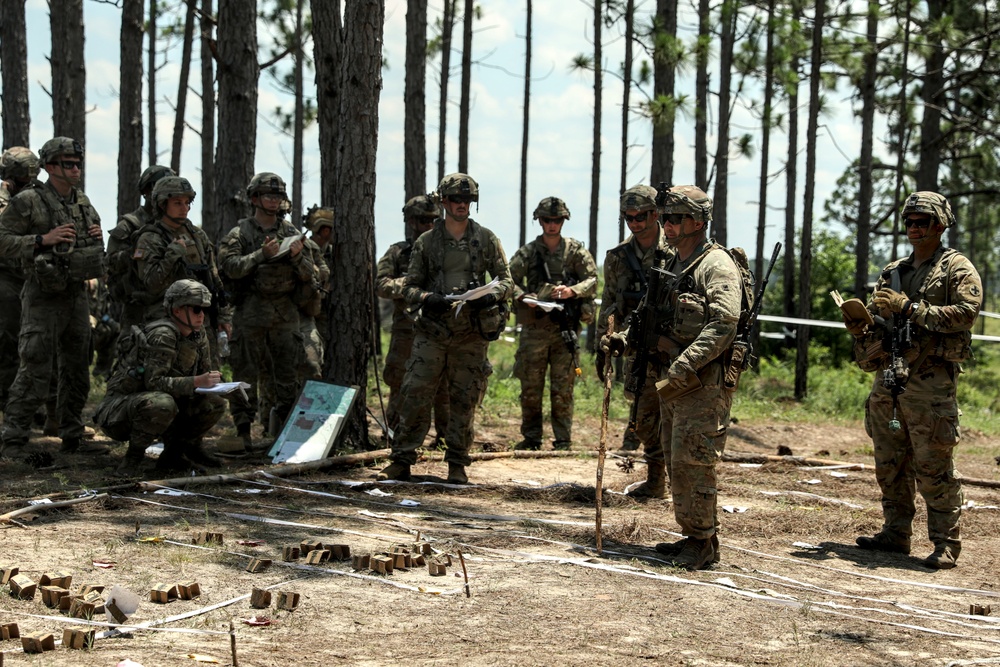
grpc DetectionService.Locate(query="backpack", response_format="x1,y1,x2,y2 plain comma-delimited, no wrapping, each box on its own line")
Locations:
105,320,179,395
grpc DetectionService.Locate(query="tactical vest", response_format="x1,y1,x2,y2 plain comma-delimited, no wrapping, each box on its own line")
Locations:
30,186,105,292
232,218,300,299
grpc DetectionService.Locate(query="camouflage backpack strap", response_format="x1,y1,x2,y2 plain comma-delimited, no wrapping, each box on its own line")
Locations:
622,243,648,291
34,185,73,230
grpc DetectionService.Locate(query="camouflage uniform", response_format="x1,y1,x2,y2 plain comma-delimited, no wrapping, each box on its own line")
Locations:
376,238,449,434
107,204,155,334
598,225,670,453
219,216,315,431
0,173,104,449
389,218,512,468
509,234,597,448
0,182,26,407
295,237,329,383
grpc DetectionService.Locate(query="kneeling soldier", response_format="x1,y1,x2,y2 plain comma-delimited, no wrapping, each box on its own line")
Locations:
95,279,227,476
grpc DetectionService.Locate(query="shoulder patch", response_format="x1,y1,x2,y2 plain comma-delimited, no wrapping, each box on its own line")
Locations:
132,248,145,259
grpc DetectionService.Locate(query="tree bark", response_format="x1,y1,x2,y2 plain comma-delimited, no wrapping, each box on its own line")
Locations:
148,0,157,165
855,0,877,298
649,0,675,188
292,0,305,227
519,0,532,249
214,0,258,243
50,0,86,186
891,0,912,261
171,0,197,174
458,0,473,173
0,0,30,148
916,0,945,191
118,0,144,218
313,0,342,211
782,3,801,335
619,0,633,244
712,0,738,246
694,0,710,189
589,0,602,262
326,0,385,450
404,0,428,200
200,0,217,237
437,0,455,184
755,0,775,283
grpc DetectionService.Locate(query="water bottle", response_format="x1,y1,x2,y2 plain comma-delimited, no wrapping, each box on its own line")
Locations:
218,330,230,358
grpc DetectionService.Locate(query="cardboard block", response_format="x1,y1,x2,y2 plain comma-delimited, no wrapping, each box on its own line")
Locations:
276,591,300,611
300,539,323,555
428,561,447,576
38,571,72,588
329,544,351,561
150,583,178,603
282,546,300,561
0,622,19,640
412,554,426,567
351,554,370,571
412,542,432,556
69,596,99,619
391,553,412,569
177,581,201,600
60,594,81,611
40,585,69,608
62,626,95,649
246,558,272,574
971,604,992,616
106,600,128,624
20,632,55,653
9,574,36,600
75,584,105,595
0,566,18,586
371,555,393,575
305,549,330,565
250,587,272,609
193,531,224,545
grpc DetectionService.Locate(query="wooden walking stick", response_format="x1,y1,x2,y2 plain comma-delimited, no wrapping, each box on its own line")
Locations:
596,315,615,555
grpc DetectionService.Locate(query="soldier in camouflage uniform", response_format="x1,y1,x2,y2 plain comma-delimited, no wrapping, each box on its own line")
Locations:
107,165,175,338
846,192,981,570
375,195,449,439
509,197,597,450
0,147,40,409
304,206,335,350
219,173,315,451
597,185,671,496
378,174,512,484
0,137,107,458
294,215,331,385
606,185,742,570
95,279,227,476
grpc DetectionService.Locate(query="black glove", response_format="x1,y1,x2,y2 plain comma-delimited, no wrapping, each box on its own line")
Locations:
595,350,607,383
468,293,498,310
424,293,451,315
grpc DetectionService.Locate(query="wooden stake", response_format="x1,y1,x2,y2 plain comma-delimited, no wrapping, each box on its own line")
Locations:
0,493,108,525
457,549,471,598
595,315,615,555
229,619,238,667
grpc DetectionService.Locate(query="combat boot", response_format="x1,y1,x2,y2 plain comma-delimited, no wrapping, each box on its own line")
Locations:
0,437,27,459
184,439,222,469
855,531,911,554
670,537,715,571
923,543,960,570
60,437,110,455
156,443,190,473
446,463,468,485
237,423,269,454
627,461,666,499
377,461,411,481
115,442,149,477
552,440,572,451
657,533,721,564
514,439,541,451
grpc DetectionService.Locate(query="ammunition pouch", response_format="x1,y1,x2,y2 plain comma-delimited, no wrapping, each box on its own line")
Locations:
854,330,888,373
473,299,509,342
723,341,750,390
62,241,106,281
935,331,972,363
32,253,69,293
293,281,323,318
255,261,295,296
672,292,707,341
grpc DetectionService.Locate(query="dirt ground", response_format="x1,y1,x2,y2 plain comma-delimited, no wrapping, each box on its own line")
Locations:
2,411,1000,667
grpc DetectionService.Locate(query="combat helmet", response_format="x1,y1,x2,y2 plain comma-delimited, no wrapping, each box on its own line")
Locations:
533,196,570,221
38,137,84,165
438,173,479,202
163,278,212,312
902,191,955,228
658,185,713,224
305,205,335,231
0,147,40,181
403,195,439,219
247,172,287,200
619,184,658,213
152,176,197,212
138,165,176,194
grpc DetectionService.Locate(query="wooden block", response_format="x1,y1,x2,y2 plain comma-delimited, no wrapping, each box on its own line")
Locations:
60,594,81,611
0,566,18,586
250,587,272,609
300,539,323,555
106,600,128,624
38,571,73,588
20,632,55,654
62,627,95,649
246,558,272,574
276,591,300,611
371,555,393,575
413,541,432,555
150,583,178,603
329,544,351,561
282,546,300,561
351,554,370,571
390,544,410,555
177,581,201,600
305,549,330,565
75,584,105,595
40,585,69,608
391,553,411,569
9,574,36,600
428,561,447,576
193,531,224,545
0,622,19,640
69,597,98,619
971,604,992,616
412,554,426,567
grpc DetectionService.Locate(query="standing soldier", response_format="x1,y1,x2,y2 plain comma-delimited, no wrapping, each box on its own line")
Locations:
95,279,227,475
597,184,671,497
304,206,336,351
294,217,330,385
377,174,512,484
846,192,981,570
0,147,40,410
0,137,107,458
509,197,597,451
106,165,175,337
219,173,315,451
605,185,743,570
375,195,449,441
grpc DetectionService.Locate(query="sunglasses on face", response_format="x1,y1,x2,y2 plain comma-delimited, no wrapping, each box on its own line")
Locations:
622,211,650,223
188,305,205,314
539,217,565,224
903,216,932,229
662,214,687,226
55,160,83,170
447,195,476,204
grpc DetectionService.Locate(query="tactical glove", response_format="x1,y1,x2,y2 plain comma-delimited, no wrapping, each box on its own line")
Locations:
872,288,909,315
468,293,498,310
424,293,451,315
662,361,692,391
843,317,868,337
601,332,627,358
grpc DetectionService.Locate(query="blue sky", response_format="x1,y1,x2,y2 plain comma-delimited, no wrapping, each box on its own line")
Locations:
14,0,860,261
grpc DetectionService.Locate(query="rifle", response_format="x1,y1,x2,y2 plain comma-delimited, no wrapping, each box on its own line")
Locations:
623,266,676,431
880,269,912,431
724,242,781,389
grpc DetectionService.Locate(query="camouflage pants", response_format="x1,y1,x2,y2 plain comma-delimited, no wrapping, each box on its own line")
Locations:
659,361,732,540
0,273,23,406
2,282,91,444
383,328,449,435
96,391,226,449
391,331,488,467
866,362,963,548
621,357,663,456
513,324,577,445
299,316,324,383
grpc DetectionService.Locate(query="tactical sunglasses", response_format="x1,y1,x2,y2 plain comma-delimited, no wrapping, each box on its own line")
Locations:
661,213,687,226
539,217,565,224
446,195,476,204
55,160,83,170
622,211,651,223
188,305,205,314
903,216,932,228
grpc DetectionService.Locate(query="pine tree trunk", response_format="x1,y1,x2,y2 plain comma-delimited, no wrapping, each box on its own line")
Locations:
712,0,738,246
650,0,675,187
694,0,709,189
916,0,944,191
327,0,385,450
404,0,428,199
148,0,157,165
292,0,305,226
619,0,633,243
200,0,218,237
589,0,602,262
214,0,258,242
855,0,877,298
752,0,775,360
437,0,455,184
118,0,144,217
782,2,800,336
313,0,342,209
458,0,473,173
50,0,86,186
0,0,30,148
519,0,532,248
170,0,196,174
891,0,912,261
